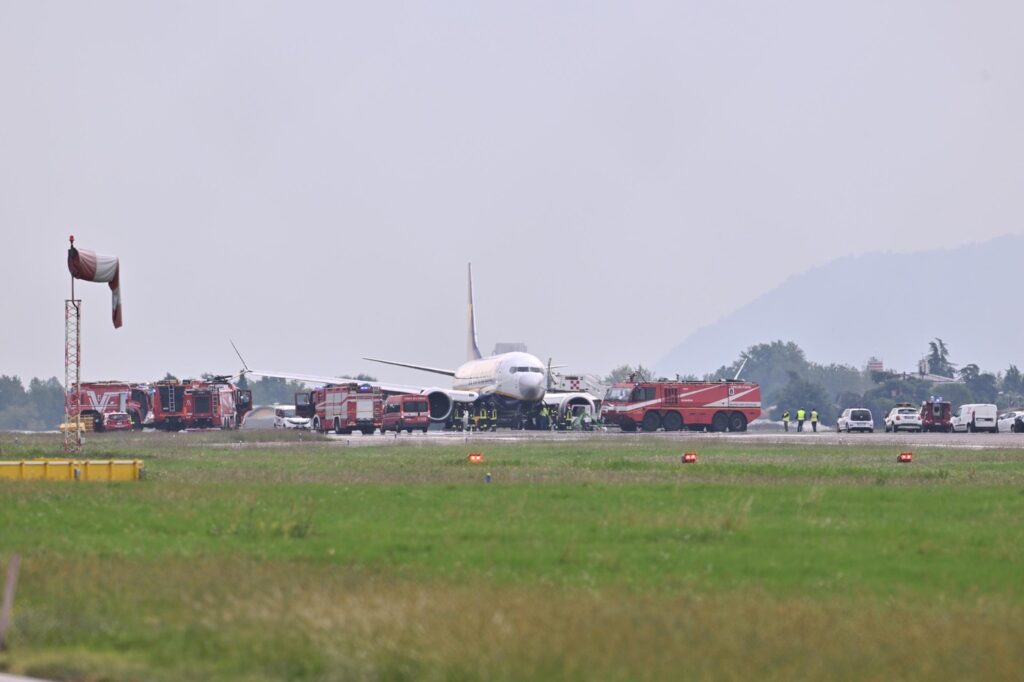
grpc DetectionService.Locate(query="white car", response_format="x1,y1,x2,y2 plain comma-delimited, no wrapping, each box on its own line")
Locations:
950,403,998,433
997,410,1024,433
884,405,922,433
837,408,874,433
274,405,310,429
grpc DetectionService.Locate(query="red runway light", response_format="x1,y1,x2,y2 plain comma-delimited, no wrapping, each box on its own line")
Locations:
681,452,698,464
467,452,484,463
897,452,913,463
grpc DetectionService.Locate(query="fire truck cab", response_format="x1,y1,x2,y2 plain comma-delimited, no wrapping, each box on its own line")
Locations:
602,380,761,433
297,383,383,435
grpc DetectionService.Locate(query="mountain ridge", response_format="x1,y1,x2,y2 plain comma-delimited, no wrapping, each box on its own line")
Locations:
655,234,1024,376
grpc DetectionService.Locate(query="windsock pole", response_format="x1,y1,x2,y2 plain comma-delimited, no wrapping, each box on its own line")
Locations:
63,235,82,454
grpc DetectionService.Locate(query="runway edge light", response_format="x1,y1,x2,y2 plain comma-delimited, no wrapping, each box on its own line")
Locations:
681,452,698,464
898,452,913,463
467,452,484,463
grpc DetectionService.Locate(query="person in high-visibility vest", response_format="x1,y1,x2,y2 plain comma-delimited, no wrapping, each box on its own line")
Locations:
811,408,819,432
539,404,550,430
452,405,462,431
796,407,806,432
782,410,790,432
472,406,483,432
489,406,499,431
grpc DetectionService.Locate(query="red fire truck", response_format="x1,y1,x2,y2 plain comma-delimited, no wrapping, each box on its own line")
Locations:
601,380,762,432
73,382,151,431
296,383,383,435
150,379,253,430
920,398,952,432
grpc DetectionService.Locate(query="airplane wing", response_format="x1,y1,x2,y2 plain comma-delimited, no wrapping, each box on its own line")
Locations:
243,369,478,403
362,357,456,377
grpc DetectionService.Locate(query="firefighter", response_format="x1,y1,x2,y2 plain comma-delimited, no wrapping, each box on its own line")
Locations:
462,405,471,432
539,404,550,430
490,405,499,431
811,408,819,433
782,410,790,432
451,404,461,431
473,405,483,432
796,407,806,432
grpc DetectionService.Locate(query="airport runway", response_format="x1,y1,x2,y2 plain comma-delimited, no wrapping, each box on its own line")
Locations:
318,428,1024,450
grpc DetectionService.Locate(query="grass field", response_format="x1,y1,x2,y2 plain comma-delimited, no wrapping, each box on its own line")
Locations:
1,431,1023,681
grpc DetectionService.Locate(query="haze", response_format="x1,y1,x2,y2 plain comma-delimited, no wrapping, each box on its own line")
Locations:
2,1,1022,386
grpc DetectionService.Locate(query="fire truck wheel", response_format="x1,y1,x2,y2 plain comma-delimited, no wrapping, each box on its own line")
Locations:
619,421,637,432
641,411,661,432
662,411,683,431
313,417,322,433
728,412,747,432
711,412,729,432
422,427,428,433
335,419,345,435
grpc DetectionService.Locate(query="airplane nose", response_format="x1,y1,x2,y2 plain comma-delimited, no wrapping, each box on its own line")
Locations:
519,373,545,400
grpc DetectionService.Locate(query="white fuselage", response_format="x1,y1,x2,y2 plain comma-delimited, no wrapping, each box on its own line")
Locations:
452,351,547,402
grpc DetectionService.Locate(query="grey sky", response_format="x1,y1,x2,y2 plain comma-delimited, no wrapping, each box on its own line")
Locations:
2,1,1022,386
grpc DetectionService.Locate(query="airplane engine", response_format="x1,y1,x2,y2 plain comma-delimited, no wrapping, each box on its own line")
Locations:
544,392,599,416
426,391,454,421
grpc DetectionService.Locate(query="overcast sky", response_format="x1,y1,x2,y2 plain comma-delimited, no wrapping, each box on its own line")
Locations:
2,1,1022,386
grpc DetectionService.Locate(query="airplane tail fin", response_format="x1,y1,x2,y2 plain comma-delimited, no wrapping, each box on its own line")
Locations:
467,263,483,361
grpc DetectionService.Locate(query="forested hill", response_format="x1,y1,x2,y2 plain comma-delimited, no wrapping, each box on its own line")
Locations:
655,234,1024,377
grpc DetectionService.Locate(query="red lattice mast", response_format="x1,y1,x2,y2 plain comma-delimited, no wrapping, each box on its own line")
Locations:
63,235,82,454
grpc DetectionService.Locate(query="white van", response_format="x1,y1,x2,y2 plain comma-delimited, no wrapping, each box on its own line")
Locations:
950,403,998,433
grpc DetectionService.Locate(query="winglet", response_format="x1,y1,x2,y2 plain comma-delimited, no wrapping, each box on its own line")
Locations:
467,263,482,361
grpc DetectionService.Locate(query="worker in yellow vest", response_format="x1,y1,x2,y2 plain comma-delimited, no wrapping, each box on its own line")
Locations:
796,407,806,432
782,410,790,432
811,408,819,433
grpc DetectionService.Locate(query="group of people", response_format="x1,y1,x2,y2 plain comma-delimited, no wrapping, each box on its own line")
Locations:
450,403,598,432
451,404,500,432
781,408,819,432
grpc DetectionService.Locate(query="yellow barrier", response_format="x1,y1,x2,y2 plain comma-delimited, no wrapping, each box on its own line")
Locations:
79,460,145,482
0,460,144,482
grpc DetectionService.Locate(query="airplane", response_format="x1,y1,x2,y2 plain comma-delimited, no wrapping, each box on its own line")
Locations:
238,264,597,424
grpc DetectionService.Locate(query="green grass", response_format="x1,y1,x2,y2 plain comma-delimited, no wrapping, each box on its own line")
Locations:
1,432,1023,680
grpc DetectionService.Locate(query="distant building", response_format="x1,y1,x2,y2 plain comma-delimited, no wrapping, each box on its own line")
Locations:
493,342,528,355
866,357,884,373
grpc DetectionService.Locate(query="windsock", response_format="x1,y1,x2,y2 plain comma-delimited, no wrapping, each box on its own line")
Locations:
67,239,123,328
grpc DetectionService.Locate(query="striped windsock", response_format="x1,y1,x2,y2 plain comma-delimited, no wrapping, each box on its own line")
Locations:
67,243,123,328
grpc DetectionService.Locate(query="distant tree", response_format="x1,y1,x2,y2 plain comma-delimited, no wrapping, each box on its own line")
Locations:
0,375,27,412
604,364,653,384
773,371,833,423
162,372,178,382
956,364,998,403
28,377,65,428
1004,365,1023,392
926,338,955,378
340,374,378,382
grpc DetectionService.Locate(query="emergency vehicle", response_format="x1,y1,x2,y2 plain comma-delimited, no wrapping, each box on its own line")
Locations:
296,383,383,435
150,379,253,430
72,381,151,431
601,380,761,432
380,394,430,433
920,399,952,432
